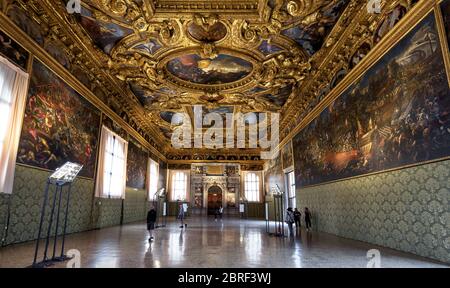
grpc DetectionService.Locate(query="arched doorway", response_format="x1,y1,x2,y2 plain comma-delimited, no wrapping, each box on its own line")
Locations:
207,186,222,215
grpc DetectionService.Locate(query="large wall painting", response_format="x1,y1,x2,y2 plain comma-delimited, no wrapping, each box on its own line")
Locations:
126,140,148,189
17,60,101,178
0,30,29,69
293,13,450,188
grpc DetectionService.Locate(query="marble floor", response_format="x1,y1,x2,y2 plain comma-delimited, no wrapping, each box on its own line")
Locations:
0,216,447,268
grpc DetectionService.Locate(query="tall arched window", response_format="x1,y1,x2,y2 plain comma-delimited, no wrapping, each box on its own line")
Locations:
244,172,260,202
172,171,188,201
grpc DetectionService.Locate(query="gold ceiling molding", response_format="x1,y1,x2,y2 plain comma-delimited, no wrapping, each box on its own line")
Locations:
6,0,169,153
279,0,419,140
147,0,268,21
2,0,406,162
276,0,443,152
0,10,167,162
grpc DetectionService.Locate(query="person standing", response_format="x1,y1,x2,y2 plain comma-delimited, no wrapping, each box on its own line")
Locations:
178,203,187,228
304,207,312,231
147,206,157,241
294,208,301,229
219,205,224,219
214,206,219,221
285,207,295,237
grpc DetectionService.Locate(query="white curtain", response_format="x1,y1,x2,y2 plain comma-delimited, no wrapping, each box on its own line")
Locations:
95,126,128,199
147,158,159,200
0,56,29,195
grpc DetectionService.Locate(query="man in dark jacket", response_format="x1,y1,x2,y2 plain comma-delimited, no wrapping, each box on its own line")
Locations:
147,206,157,241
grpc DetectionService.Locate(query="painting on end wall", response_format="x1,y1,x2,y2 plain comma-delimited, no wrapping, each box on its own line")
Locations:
292,13,450,188
126,141,148,189
17,60,101,178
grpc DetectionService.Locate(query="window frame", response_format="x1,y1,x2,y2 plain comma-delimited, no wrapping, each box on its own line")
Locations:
148,158,159,200
96,126,128,199
286,170,296,208
244,172,261,202
0,55,29,195
171,170,188,201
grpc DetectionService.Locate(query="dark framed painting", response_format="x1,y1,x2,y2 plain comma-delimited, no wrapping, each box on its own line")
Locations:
293,13,450,188
17,60,101,178
126,140,148,189
0,30,29,69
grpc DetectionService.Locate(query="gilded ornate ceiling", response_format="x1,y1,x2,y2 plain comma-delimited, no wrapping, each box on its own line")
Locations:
0,0,419,161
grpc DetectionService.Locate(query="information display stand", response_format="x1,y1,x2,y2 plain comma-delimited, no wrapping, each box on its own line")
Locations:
31,162,83,268
268,185,285,238
154,188,167,228
264,202,269,233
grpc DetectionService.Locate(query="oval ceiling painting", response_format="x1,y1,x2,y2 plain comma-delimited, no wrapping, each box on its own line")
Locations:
166,54,253,85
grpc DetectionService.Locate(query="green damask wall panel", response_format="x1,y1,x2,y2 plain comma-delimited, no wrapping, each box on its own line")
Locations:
123,188,148,224
297,160,450,264
93,197,122,229
0,194,10,244
6,165,94,245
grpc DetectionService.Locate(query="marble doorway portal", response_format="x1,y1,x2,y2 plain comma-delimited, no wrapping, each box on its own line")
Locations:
207,185,222,215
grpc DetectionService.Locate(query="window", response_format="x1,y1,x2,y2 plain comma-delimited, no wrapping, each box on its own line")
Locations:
171,171,188,201
0,56,29,195
148,158,159,200
287,171,296,208
96,126,128,199
244,172,260,202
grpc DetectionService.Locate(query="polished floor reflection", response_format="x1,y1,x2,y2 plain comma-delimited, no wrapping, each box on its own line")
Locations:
0,216,447,268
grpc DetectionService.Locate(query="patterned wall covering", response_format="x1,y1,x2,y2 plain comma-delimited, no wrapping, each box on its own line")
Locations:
5,165,94,245
123,188,148,224
93,198,122,229
297,159,450,264
0,194,9,243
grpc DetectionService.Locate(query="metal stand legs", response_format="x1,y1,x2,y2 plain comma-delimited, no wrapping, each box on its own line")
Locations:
30,183,73,267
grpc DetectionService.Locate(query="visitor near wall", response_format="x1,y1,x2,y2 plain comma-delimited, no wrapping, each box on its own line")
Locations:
147,206,157,241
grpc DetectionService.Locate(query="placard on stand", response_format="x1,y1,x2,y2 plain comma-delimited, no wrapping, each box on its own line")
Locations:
30,162,83,268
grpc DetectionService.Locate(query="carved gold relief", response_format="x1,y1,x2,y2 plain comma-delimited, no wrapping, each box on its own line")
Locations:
0,0,427,162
